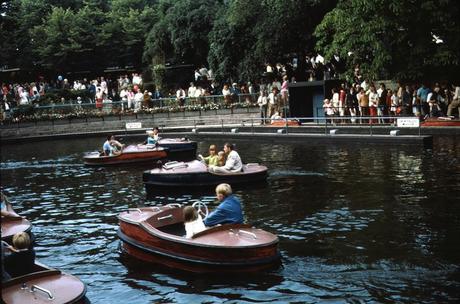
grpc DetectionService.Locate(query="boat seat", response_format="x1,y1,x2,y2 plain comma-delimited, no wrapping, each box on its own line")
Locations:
144,207,184,228
2,269,62,288
163,161,188,170
191,223,252,239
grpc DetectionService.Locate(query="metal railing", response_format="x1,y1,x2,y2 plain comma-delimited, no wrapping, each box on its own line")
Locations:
315,106,423,120
185,115,423,136
6,93,258,115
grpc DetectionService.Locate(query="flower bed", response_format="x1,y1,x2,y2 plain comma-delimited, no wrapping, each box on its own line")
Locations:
3,102,257,123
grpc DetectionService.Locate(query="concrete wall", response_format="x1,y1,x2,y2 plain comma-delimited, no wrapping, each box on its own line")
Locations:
0,108,260,139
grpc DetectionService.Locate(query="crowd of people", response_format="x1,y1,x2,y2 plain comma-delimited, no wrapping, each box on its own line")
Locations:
2,56,460,122
323,79,460,123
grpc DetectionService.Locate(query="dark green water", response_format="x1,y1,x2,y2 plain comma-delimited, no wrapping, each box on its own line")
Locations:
1,135,459,303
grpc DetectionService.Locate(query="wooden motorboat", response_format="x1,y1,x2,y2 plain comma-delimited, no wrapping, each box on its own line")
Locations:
1,195,32,243
143,160,268,189
270,119,301,126
2,261,87,304
117,205,280,273
1,217,32,243
422,117,460,126
83,144,168,165
157,138,197,160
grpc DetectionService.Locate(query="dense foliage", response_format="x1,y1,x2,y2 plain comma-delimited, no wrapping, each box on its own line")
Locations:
314,0,460,82
1,0,459,83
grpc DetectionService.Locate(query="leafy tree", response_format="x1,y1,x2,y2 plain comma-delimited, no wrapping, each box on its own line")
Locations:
208,0,336,82
30,4,105,72
314,0,460,81
100,0,155,69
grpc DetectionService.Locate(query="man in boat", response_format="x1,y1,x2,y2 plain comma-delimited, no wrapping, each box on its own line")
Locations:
208,143,242,174
3,232,35,277
204,183,243,227
103,135,123,156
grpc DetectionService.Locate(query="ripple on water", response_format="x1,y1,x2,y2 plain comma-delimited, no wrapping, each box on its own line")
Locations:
278,207,384,242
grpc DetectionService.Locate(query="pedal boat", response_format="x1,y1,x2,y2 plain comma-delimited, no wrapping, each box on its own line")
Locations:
421,117,460,126
117,205,280,273
143,160,268,188
1,217,32,243
2,261,87,304
157,138,197,160
1,203,32,243
83,144,168,165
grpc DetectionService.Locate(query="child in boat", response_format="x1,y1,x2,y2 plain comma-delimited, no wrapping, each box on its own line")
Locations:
3,232,35,277
183,206,206,238
198,145,219,166
217,151,226,166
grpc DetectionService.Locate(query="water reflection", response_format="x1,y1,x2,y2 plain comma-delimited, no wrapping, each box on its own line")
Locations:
1,135,459,303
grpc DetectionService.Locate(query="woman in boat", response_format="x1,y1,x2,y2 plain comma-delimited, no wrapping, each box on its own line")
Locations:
3,232,35,277
142,127,160,145
217,151,226,167
204,183,244,227
183,206,206,238
198,144,219,166
209,143,242,174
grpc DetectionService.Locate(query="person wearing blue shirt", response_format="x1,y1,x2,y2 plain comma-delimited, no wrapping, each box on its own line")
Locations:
142,127,160,145
103,135,123,156
103,135,114,156
204,183,244,227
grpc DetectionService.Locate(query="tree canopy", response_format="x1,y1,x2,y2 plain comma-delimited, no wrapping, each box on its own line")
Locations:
314,0,460,82
1,0,459,83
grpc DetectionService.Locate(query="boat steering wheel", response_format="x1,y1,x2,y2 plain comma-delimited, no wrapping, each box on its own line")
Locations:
192,201,209,219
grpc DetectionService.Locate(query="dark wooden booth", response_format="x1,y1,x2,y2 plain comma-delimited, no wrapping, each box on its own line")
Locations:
288,80,342,121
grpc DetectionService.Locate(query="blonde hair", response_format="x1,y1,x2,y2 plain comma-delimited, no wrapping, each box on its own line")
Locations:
216,183,232,197
12,232,30,250
183,206,198,222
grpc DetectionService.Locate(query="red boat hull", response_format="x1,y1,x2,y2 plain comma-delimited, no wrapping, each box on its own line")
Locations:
422,118,460,126
1,217,32,242
119,235,280,273
83,145,167,165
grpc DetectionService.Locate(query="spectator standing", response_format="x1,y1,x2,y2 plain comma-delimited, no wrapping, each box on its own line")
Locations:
19,90,29,105
417,84,430,115
95,88,103,110
280,76,289,112
346,86,358,123
268,87,280,118
222,84,231,105
338,84,346,121
447,86,460,117
88,80,97,103
257,91,268,124
358,87,369,123
331,88,339,116
368,86,379,123
188,82,197,99
377,83,387,123
402,85,412,115
176,86,186,107
134,90,143,112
